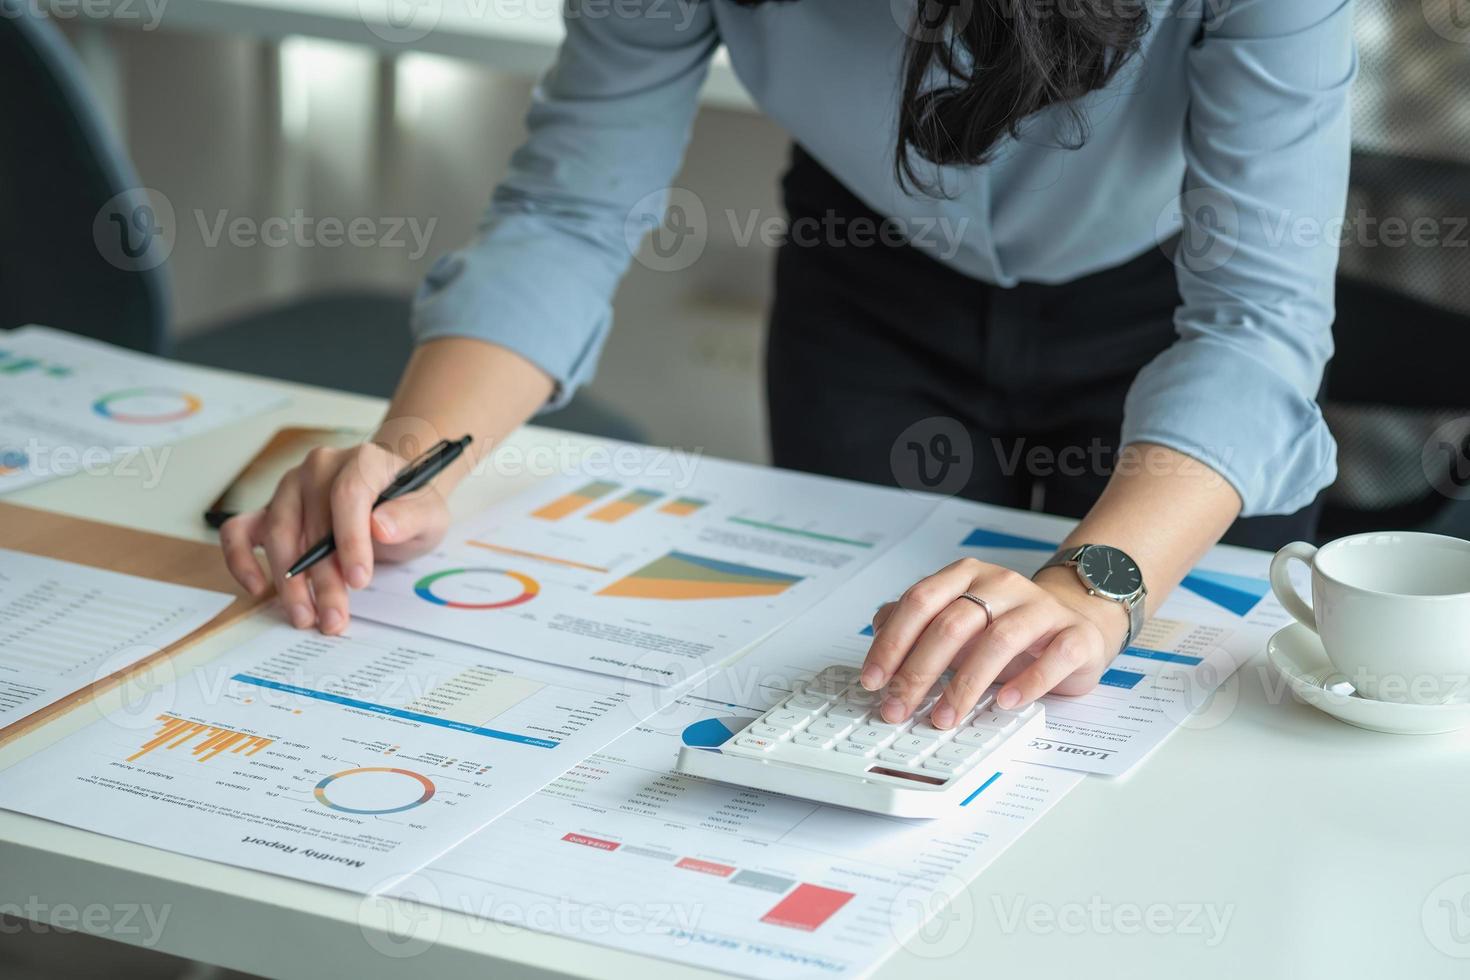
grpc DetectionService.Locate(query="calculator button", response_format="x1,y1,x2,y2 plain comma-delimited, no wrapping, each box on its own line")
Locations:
935,742,981,762
793,732,834,749
846,727,895,747
800,675,846,696
891,735,938,755
834,740,876,757
972,709,1020,733
909,721,950,740
954,727,1001,748
878,748,918,764
747,724,788,741
735,736,774,752
808,718,855,739
765,710,809,729
826,703,868,721
921,757,963,774
817,666,860,684
787,694,831,710
845,688,880,705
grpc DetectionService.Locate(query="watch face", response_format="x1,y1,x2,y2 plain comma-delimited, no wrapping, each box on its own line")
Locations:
1077,545,1143,600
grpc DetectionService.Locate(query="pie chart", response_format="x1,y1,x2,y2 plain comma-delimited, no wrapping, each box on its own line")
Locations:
681,716,757,750
314,767,435,815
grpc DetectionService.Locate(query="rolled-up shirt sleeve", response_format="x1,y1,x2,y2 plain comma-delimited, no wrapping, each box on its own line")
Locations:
1121,0,1355,516
411,1,719,409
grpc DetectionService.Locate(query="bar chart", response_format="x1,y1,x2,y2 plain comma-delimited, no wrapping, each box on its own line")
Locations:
531,480,620,521
587,488,664,523
126,714,274,763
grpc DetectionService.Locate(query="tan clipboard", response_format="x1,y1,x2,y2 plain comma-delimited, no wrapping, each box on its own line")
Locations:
0,502,264,746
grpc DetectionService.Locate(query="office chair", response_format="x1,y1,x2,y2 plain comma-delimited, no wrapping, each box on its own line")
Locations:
0,2,171,354
1317,0,1470,541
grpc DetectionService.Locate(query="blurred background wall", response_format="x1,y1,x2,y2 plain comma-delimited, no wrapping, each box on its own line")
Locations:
60,21,788,464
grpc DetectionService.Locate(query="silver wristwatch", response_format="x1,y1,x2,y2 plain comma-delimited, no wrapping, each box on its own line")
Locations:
1037,544,1147,652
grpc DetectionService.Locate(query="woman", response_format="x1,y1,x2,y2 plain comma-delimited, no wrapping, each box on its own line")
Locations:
221,0,1353,731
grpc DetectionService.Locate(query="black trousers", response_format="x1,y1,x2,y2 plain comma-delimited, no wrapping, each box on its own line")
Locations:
765,146,1320,551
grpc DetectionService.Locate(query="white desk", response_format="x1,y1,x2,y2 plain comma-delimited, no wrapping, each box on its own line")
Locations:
2,369,1469,979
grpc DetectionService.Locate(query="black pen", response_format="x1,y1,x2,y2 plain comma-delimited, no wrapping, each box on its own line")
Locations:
283,435,473,580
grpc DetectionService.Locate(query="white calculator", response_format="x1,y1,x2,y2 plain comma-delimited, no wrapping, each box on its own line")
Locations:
676,665,1045,818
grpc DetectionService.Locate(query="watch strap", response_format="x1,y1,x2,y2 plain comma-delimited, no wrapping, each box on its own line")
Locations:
1037,545,1086,576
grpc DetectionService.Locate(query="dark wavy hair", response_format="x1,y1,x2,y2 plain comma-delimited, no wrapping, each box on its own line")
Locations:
726,0,1151,194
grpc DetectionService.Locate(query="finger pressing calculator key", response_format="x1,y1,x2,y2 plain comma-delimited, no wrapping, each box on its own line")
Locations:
675,666,1045,818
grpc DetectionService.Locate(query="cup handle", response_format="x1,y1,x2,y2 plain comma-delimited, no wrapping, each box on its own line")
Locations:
1269,541,1318,632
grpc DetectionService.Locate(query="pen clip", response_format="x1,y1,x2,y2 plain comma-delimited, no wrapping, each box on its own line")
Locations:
405,438,454,469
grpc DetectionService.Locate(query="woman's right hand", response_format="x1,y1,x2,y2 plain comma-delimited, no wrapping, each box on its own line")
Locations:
220,442,452,635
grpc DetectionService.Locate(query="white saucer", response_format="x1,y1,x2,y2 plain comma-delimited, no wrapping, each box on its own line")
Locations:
1266,623,1470,735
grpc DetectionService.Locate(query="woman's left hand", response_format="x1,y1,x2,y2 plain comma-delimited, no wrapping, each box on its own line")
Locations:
860,558,1129,729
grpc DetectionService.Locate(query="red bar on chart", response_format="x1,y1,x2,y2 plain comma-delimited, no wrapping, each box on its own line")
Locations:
759,884,856,932
674,857,736,877
561,832,620,851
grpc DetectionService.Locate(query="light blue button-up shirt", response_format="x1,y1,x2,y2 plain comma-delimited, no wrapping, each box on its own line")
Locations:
413,0,1355,516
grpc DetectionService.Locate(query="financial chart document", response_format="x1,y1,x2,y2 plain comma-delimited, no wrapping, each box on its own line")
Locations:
0,549,233,729
403,693,1083,980
0,619,661,892
0,326,286,494
352,453,934,687
716,498,1286,776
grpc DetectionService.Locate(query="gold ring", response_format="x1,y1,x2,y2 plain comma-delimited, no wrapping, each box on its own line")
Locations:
957,592,993,629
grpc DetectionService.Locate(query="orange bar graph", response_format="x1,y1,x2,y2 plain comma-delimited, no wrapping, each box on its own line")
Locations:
532,480,620,521
587,488,663,523
127,714,273,763
658,497,707,517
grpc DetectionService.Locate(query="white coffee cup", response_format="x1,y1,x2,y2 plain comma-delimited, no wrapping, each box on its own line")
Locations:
1269,531,1470,704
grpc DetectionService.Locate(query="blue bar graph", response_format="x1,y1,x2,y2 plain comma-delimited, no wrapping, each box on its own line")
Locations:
1178,568,1270,617
1122,646,1203,666
231,674,558,748
1099,668,1145,690
960,528,1055,552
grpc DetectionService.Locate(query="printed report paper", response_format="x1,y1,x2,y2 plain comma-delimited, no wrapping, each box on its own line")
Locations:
0,549,233,730
352,453,933,687
0,619,668,892
401,692,1083,980
0,326,286,494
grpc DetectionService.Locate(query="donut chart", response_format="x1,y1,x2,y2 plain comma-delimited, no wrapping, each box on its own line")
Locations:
93,387,203,424
313,767,435,815
0,448,28,476
413,567,539,610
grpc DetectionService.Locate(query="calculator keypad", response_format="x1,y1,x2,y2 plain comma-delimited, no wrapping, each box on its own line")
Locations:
728,665,1040,784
